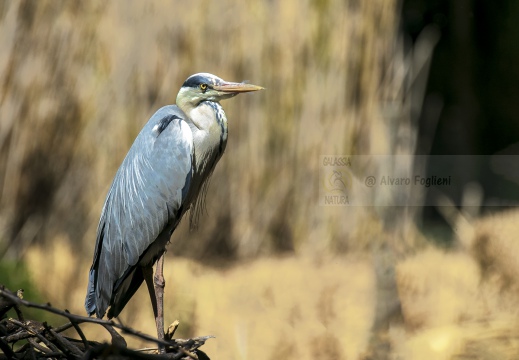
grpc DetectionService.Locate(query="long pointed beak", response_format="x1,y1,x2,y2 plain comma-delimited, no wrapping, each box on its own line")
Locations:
213,81,264,93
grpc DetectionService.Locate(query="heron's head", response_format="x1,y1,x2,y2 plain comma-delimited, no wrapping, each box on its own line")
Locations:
176,73,263,112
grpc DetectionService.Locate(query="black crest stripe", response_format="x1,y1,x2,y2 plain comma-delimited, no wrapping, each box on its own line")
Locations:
182,75,209,88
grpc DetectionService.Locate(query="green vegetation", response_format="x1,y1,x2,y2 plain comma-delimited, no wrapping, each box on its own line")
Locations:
0,260,57,324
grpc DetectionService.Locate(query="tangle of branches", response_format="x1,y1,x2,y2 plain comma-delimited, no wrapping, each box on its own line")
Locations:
0,286,212,359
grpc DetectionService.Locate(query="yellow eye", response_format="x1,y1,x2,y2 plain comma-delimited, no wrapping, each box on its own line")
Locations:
200,83,208,91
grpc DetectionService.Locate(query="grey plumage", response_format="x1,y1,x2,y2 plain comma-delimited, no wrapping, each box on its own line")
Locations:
85,106,192,318
85,73,263,333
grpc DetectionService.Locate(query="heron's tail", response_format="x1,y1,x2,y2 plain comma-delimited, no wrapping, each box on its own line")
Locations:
85,269,97,316
107,265,145,319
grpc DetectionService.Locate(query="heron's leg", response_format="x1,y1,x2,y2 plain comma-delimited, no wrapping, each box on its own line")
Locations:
143,265,165,353
143,266,158,317
154,253,166,348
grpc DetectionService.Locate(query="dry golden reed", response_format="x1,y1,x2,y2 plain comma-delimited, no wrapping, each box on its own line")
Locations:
0,0,400,260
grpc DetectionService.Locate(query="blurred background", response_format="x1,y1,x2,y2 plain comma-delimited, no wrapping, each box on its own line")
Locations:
2,0,519,359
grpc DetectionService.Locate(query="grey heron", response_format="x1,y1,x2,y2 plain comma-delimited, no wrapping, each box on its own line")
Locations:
85,73,263,350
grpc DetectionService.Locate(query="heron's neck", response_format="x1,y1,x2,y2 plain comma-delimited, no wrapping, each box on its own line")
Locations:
186,101,228,176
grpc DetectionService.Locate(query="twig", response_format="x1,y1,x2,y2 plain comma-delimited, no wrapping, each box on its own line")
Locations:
4,325,35,342
27,346,37,360
10,318,61,353
179,347,198,359
28,338,53,355
44,322,83,358
165,320,180,341
54,321,74,333
0,336,16,358
102,323,127,348
65,310,90,351
135,347,160,353
0,286,24,320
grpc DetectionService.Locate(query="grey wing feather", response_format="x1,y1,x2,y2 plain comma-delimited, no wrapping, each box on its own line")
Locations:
85,106,193,317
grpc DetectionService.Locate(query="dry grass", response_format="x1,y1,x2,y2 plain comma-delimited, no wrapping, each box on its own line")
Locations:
392,211,519,360
23,215,519,359
458,209,519,290
25,241,377,360
396,248,480,330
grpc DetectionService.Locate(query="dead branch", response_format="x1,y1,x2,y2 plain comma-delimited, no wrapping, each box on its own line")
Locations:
0,285,213,359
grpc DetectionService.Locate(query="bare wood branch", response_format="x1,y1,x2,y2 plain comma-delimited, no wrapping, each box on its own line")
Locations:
179,347,198,359
165,320,180,341
66,314,90,351
0,288,173,347
28,337,53,355
0,285,213,359
0,336,16,358
44,322,84,358
0,286,24,321
9,318,61,354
